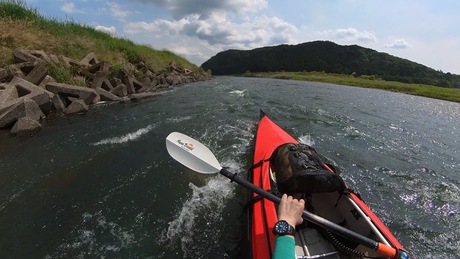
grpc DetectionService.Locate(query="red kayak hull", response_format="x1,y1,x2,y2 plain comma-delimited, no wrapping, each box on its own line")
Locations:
249,111,405,259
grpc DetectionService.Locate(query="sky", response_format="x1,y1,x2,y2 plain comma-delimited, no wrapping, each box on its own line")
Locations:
22,0,460,74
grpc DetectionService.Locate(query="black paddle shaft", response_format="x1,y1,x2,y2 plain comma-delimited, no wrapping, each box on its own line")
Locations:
219,168,380,252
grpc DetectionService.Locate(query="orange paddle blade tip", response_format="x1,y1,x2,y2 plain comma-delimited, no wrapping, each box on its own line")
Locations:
376,243,397,258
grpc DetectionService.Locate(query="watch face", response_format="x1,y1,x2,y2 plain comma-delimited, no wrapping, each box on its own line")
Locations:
274,220,289,234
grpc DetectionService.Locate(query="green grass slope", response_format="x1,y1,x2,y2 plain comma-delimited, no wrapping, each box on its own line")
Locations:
0,0,205,74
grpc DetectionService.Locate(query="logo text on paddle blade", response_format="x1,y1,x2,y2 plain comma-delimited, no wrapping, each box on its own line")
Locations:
177,139,195,151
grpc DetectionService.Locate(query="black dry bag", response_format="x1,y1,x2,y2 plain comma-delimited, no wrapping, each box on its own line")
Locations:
270,143,346,194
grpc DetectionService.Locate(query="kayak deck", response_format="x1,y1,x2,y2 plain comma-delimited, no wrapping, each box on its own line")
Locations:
293,191,391,258
296,227,341,258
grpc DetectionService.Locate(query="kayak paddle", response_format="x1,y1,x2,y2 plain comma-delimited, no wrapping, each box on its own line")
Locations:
165,132,408,259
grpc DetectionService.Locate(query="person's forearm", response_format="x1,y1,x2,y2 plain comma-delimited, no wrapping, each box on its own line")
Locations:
273,235,295,259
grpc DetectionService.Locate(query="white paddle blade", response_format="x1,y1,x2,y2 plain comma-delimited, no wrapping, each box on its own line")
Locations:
166,132,222,174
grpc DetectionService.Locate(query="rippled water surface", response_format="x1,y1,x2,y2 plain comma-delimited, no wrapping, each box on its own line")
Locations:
0,77,459,258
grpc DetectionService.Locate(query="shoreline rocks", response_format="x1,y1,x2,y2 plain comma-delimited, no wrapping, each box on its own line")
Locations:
0,49,211,136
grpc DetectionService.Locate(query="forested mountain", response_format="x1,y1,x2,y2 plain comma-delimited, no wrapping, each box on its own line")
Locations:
201,41,460,88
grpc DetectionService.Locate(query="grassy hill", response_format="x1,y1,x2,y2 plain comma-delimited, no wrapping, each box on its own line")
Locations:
201,41,460,89
0,0,206,77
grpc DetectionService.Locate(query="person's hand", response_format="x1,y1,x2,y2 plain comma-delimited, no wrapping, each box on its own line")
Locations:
278,194,305,228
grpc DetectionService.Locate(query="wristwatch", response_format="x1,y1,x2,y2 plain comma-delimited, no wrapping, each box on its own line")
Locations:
273,220,296,236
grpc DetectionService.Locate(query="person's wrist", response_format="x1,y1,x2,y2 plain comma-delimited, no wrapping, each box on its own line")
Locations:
281,234,295,239
278,217,296,238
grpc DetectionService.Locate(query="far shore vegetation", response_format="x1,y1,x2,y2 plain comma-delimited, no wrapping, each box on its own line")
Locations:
243,71,460,103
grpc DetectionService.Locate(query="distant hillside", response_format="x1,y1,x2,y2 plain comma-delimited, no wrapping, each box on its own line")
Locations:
201,41,460,88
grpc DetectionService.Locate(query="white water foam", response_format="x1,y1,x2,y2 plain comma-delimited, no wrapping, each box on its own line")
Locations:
345,125,361,136
298,134,315,146
162,175,234,257
229,89,248,97
45,211,135,258
90,124,156,146
167,116,193,123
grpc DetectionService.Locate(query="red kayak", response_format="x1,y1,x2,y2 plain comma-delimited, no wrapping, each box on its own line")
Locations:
248,111,407,259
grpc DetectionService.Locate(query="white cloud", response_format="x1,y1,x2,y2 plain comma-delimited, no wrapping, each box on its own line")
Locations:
239,16,299,46
94,25,117,35
125,18,189,35
123,11,299,65
125,13,298,49
61,2,85,14
385,39,412,49
121,0,289,65
108,2,136,20
319,27,377,43
129,0,267,19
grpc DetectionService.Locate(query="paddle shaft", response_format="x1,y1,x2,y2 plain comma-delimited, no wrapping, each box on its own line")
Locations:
220,168,399,258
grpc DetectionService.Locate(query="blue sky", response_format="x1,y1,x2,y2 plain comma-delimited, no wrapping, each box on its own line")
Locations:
22,0,460,74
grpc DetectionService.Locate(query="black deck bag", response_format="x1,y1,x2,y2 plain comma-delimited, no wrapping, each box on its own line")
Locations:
270,143,346,194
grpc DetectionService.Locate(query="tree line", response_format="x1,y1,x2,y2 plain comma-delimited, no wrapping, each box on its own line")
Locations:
201,41,460,88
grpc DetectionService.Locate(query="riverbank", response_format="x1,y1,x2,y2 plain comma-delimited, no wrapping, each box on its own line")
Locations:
244,71,460,103
0,1,210,136
0,48,210,136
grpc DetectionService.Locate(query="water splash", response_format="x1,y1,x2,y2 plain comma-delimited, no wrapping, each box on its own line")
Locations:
90,124,156,145
167,116,193,123
344,125,362,138
45,211,136,258
229,89,248,97
162,175,234,257
298,134,315,146
158,116,250,257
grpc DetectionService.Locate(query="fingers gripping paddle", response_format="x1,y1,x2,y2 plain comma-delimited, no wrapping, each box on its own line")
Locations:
165,132,407,259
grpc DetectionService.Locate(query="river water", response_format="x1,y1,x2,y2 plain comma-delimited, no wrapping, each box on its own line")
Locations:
0,77,459,258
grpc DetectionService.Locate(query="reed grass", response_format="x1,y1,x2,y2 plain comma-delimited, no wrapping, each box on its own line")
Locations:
248,71,460,103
